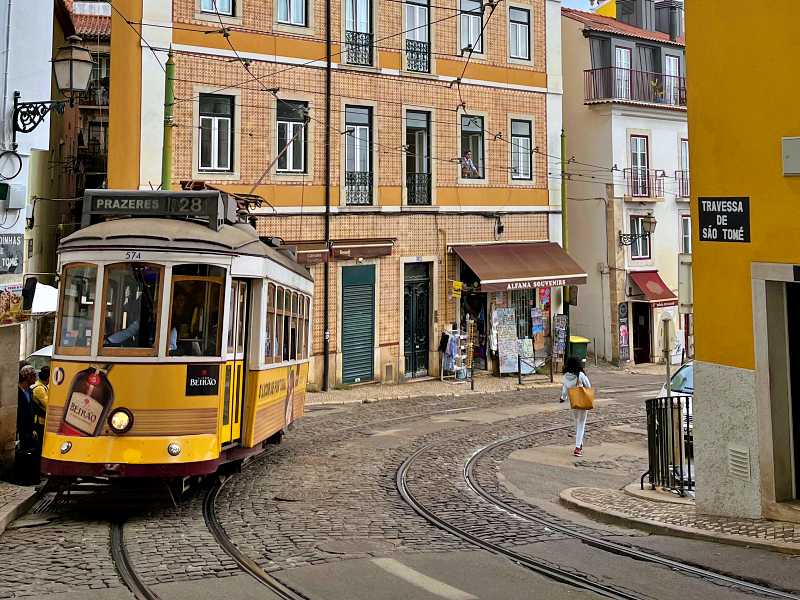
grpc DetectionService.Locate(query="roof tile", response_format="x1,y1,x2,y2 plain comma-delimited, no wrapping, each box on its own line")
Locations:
562,7,684,47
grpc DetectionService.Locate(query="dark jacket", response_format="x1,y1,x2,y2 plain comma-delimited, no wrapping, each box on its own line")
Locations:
16,386,35,450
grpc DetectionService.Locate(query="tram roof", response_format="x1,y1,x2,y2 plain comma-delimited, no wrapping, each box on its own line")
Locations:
59,217,313,281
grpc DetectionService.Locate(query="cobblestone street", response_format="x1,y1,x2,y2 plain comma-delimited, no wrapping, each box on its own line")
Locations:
1,370,799,600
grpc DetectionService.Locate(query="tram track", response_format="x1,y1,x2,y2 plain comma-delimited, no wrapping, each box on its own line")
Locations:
110,521,163,600
464,430,800,600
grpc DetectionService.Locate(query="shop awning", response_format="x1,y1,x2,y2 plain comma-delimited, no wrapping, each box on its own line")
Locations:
629,270,678,306
451,242,587,292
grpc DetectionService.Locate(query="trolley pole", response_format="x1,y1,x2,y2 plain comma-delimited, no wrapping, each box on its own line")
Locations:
561,129,571,361
161,48,175,191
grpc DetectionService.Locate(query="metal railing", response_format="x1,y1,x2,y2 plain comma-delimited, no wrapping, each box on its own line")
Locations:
345,170,373,205
675,170,690,198
584,67,686,108
78,84,110,107
642,395,694,496
406,172,431,205
345,30,374,66
405,39,430,73
623,167,665,198
517,353,555,384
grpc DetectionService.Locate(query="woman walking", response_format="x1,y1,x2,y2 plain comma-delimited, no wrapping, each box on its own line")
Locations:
561,357,592,457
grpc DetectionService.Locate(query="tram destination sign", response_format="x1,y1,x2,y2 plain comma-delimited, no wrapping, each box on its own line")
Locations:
82,190,236,231
698,197,750,243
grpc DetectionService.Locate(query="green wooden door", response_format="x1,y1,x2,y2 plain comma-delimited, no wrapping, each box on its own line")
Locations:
342,265,375,383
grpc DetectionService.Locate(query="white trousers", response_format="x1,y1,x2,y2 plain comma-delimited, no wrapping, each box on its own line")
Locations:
573,409,588,448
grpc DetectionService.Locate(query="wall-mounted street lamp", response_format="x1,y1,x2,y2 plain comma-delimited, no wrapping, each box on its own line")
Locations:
619,213,657,246
12,35,93,150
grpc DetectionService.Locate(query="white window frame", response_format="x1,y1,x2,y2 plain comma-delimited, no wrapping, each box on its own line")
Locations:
510,119,532,180
630,215,652,260
630,134,649,196
277,0,307,26
460,113,485,181
664,54,680,105
615,47,631,99
201,0,233,15
277,121,306,173
681,214,692,254
405,0,429,43
199,114,232,172
460,0,483,54
346,0,371,33
346,124,371,172
508,7,530,61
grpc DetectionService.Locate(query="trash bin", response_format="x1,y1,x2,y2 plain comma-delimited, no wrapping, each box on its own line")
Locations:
568,335,590,362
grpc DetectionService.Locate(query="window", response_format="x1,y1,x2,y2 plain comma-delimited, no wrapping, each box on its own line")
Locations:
678,138,690,197
405,0,430,72
86,53,110,106
630,135,649,196
276,287,285,361
277,100,308,173
629,215,651,259
406,110,431,204
290,292,299,360
615,47,631,99
265,283,276,362
510,119,532,180
670,363,694,394
201,0,233,15
58,264,97,353
508,7,530,60
345,105,373,204
345,0,373,65
88,122,108,153
278,0,306,25
303,296,311,358
101,263,162,353
199,94,234,172
282,288,291,360
460,0,483,53
681,215,692,254
664,55,680,105
168,265,225,357
460,114,484,179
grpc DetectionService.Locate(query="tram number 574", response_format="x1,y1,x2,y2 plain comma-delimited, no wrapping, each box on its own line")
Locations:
125,251,142,260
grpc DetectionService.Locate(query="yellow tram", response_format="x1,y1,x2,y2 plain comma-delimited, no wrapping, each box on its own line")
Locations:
40,190,313,478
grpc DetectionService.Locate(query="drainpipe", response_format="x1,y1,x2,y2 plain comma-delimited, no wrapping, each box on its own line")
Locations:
322,0,332,391
561,129,571,360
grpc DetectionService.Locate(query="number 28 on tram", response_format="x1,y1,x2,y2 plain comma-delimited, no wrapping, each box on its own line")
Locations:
40,191,314,478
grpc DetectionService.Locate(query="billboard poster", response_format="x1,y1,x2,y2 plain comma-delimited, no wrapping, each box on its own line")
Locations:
0,282,23,327
619,303,630,362
493,308,518,373
0,234,23,275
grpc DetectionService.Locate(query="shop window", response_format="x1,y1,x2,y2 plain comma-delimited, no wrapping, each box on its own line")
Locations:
630,215,652,259
510,119,532,180
199,94,234,172
101,263,162,354
460,0,483,53
460,114,484,179
277,100,308,173
265,282,276,363
57,264,97,353
168,265,225,357
278,0,306,26
201,0,233,14
508,7,530,60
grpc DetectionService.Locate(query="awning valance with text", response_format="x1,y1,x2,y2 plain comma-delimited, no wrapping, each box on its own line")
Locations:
629,270,678,306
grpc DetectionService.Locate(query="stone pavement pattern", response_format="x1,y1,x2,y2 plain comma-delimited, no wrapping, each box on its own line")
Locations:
564,487,800,548
0,482,37,536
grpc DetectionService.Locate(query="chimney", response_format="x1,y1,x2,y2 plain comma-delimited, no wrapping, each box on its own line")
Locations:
617,0,656,31
655,0,684,40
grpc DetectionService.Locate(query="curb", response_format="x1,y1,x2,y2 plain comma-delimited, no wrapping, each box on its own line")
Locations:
559,487,800,555
0,485,40,537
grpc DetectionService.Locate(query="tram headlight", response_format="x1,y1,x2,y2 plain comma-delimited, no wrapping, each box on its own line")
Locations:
167,442,182,457
59,441,72,454
108,408,133,434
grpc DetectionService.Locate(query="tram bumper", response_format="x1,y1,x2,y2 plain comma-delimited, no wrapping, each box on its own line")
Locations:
40,433,221,478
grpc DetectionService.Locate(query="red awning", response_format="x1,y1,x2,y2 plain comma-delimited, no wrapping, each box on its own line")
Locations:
629,271,678,305
451,242,587,292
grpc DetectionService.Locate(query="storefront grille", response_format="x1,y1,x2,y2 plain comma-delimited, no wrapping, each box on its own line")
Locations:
510,290,536,339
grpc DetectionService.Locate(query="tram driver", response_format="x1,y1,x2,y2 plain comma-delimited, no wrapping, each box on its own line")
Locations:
169,292,203,356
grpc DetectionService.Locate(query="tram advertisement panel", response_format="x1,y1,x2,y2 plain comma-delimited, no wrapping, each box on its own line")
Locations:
246,363,308,447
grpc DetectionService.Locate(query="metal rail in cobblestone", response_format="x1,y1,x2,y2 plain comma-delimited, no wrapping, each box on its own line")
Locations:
396,437,646,600
110,522,163,600
203,477,312,600
464,432,800,600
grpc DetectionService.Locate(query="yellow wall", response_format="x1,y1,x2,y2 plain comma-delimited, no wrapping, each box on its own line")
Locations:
108,0,142,188
687,2,800,371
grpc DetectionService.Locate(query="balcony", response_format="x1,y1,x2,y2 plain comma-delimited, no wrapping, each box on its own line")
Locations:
405,39,430,73
345,171,373,205
624,168,665,199
78,82,109,107
406,172,431,205
345,30,374,66
675,170,690,199
584,67,686,109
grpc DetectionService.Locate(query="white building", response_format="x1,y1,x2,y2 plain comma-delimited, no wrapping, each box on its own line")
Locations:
562,0,690,365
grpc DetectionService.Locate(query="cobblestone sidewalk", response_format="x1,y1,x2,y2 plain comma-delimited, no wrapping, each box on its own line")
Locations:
561,486,800,552
0,481,38,536
307,372,559,405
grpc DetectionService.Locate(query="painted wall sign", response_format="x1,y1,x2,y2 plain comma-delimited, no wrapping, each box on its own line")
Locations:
698,197,750,243
185,364,220,396
0,234,23,275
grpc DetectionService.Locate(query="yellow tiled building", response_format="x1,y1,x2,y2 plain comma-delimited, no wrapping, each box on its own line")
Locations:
109,0,578,388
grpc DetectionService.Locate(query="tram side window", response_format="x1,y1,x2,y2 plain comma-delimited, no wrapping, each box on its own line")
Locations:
169,265,225,357
290,292,299,360
276,286,285,362
282,288,292,361
58,264,97,352
304,296,311,359
101,263,162,352
298,295,305,360
265,282,276,363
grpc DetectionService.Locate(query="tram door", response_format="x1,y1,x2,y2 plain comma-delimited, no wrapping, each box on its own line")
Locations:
221,280,249,446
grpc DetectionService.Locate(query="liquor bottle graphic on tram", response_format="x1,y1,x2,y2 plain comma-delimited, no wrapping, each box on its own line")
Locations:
59,364,115,437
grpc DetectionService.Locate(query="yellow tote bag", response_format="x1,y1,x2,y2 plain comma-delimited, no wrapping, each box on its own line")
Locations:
568,385,595,410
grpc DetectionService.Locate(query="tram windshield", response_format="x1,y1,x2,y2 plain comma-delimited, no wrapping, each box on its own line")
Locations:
101,263,162,351
58,264,97,352
168,265,225,357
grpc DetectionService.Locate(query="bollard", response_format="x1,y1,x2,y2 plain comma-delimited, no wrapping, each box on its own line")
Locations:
594,337,598,367
549,353,554,383
471,362,475,391
517,354,522,385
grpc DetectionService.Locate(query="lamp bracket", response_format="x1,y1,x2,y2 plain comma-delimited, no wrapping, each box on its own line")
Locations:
618,231,650,247
12,91,65,149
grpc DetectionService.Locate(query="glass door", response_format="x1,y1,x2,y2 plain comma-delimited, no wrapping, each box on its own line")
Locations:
221,279,248,446
615,47,631,99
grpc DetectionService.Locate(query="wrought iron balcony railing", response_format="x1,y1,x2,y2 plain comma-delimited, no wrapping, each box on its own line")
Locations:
675,170,690,198
406,172,431,205
78,84,110,107
584,67,686,108
345,170,373,205
405,39,430,73
624,168,665,199
345,30,374,66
